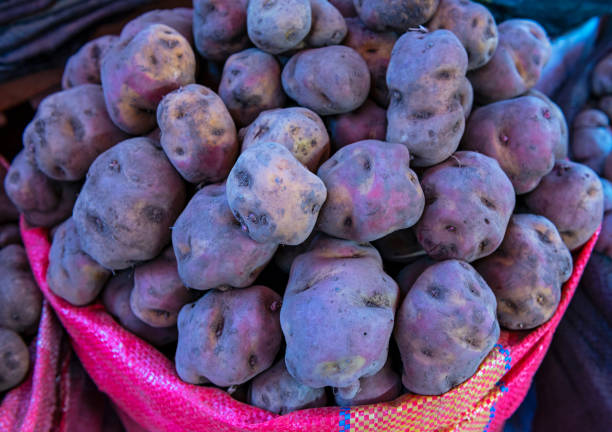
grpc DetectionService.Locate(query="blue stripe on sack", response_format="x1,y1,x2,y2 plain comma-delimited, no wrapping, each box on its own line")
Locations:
339,407,351,431
484,344,513,430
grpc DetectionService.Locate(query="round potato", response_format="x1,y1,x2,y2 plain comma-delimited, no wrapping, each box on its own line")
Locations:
0,328,30,392
194,0,249,62
354,0,440,32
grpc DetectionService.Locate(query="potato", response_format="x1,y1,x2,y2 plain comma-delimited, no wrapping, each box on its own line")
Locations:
428,0,497,70
172,183,278,291
343,18,397,106
0,224,21,248
354,0,439,32
157,84,238,184
526,89,569,161
0,328,29,392
0,245,42,335
330,0,356,17
462,95,558,194
333,359,401,406
194,0,249,62
23,84,128,181
0,163,19,224
130,247,199,328
274,231,319,273
102,270,177,346
101,24,196,134
601,178,612,213
570,109,612,175
524,160,604,250
62,35,118,89
475,214,572,330
327,100,386,151
247,0,311,54
396,256,436,301
282,46,370,115
317,139,425,242
73,137,186,270
394,260,499,395
249,359,328,414
281,237,398,394
120,8,194,44
307,0,347,47
4,150,79,228
595,213,612,258
240,107,330,172
175,285,282,387
47,218,111,306
592,52,612,97
468,19,551,103
386,29,471,167
372,228,425,263
598,95,612,121
415,151,515,262
226,141,327,245
218,48,285,127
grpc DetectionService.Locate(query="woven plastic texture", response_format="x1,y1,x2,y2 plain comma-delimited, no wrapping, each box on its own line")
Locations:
20,217,600,432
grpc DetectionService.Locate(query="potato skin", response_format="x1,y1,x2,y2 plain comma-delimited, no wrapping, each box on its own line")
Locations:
0,164,19,224
240,107,330,172
248,360,328,414
475,214,572,330
172,183,278,291
524,160,604,251
317,140,425,242
101,24,196,134
247,0,311,54
386,29,471,167
73,138,186,270
416,151,515,262
157,84,238,184
0,328,29,392
606,153,612,182
282,46,370,115
527,89,569,161
343,18,397,106
130,247,198,328
592,52,612,97
327,100,386,151
218,49,285,127
47,218,111,306
354,0,439,32
281,237,398,392
599,96,612,121
394,260,499,395
120,8,194,44
307,0,347,47
571,109,612,175
226,141,327,245
194,0,249,62
62,35,118,89
396,256,436,301
0,245,42,335
102,270,178,346
333,359,401,406
428,0,497,71
175,285,282,387
462,95,558,194
24,84,128,181
468,19,551,103
330,0,357,17
4,151,79,228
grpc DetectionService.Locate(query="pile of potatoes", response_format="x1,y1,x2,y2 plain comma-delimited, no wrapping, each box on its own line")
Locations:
3,0,606,410
0,173,41,392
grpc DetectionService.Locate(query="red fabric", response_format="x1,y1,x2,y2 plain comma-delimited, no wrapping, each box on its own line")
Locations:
20,216,599,432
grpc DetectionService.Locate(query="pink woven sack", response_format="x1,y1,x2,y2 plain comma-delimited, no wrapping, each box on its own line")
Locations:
20,216,600,432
